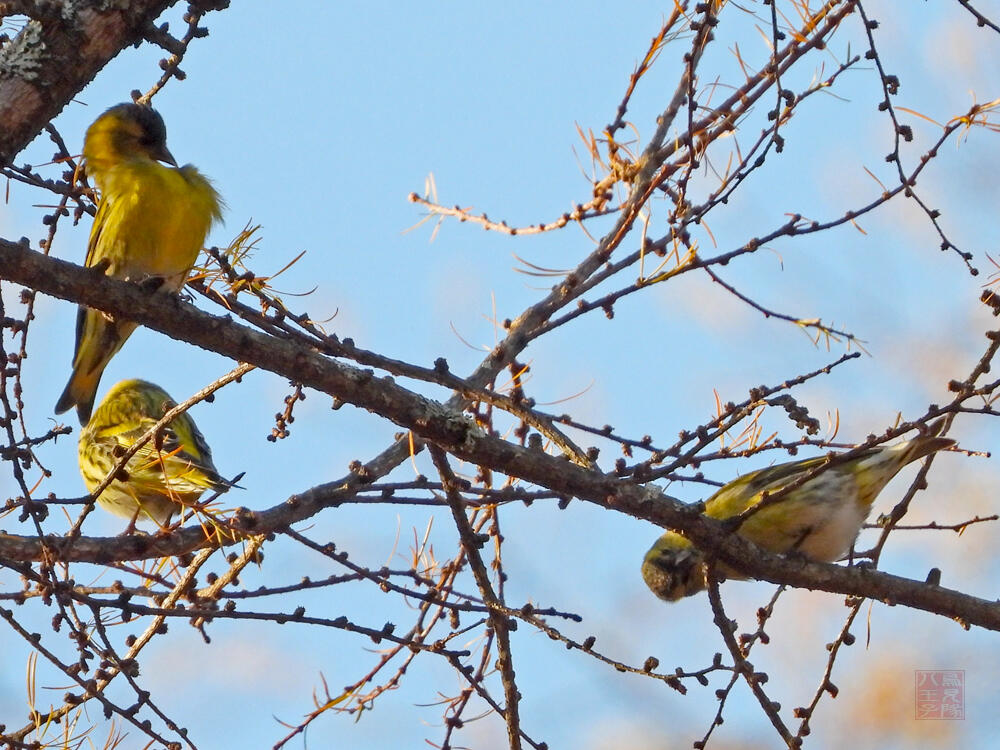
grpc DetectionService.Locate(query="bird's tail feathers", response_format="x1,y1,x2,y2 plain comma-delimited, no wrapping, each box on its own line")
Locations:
55,311,133,425
904,433,955,465
54,369,100,425
903,418,955,464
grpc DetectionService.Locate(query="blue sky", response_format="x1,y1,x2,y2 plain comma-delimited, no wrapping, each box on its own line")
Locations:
3,2,1000,748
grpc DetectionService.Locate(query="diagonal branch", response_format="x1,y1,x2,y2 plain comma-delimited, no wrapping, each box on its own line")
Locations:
3,242,1000,631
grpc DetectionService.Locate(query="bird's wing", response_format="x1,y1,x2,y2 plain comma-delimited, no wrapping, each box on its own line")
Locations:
83,192,115,270
90,415,193,484
739,449,879,496
139,414,228,491
705,448,879,518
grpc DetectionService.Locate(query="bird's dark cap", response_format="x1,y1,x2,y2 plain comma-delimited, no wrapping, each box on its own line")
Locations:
102,102,176,166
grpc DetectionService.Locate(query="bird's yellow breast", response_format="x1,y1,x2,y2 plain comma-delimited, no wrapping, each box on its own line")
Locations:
89,160,221,285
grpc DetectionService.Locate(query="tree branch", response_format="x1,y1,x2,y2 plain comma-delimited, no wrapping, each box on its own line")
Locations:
0,0,180,164
1,241,998,631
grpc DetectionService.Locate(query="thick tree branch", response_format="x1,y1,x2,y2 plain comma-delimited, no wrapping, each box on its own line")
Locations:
0,0,177,164
1,241,999,630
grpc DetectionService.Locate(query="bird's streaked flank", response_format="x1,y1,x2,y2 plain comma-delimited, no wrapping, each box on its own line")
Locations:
55,103,223,423
642,424,955,601
78,379,231,529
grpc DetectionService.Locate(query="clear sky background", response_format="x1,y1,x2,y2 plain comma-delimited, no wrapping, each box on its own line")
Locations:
2,2,1000,748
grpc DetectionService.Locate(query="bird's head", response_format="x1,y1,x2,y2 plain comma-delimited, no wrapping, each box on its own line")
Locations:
641,531,708,601
83,103,177,175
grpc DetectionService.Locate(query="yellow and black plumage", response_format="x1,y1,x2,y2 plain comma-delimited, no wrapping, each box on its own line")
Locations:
78,379,230,527
55,103,223,423
642,425,955,601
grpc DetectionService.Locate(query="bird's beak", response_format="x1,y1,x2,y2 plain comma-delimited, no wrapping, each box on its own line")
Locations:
154,145,177,166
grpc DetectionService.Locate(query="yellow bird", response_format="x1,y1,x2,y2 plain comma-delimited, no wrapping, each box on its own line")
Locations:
55,103,223,423
78,379,231,528
642,425,955,601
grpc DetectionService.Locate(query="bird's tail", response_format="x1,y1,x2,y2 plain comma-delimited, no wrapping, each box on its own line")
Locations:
854,419,955,506
902,418,956,465
54,308,134,424
54,367,102,425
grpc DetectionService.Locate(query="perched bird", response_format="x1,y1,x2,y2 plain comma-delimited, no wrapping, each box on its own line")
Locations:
642,425,955,601
78,379,231,528
55,103,223,423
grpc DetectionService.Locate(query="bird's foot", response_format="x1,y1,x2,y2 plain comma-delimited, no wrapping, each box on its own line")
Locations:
138,275,167,293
